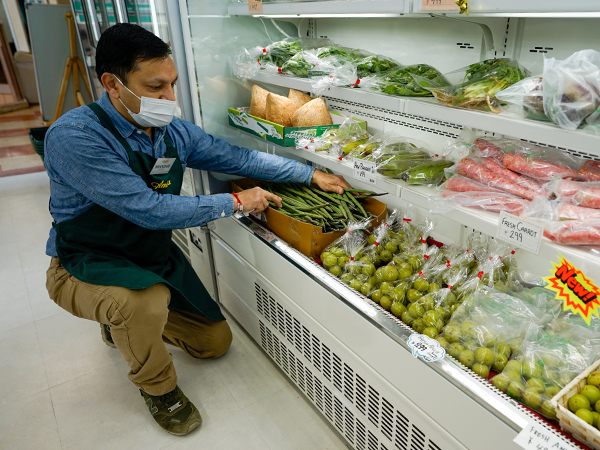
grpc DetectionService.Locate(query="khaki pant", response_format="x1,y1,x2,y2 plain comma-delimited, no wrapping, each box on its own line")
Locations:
46,257,232,396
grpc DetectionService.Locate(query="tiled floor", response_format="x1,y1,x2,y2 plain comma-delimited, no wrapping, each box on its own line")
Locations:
0,171,348,450
0,105,45,178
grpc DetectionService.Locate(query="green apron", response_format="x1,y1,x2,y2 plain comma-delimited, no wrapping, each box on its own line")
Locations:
53,102,224,321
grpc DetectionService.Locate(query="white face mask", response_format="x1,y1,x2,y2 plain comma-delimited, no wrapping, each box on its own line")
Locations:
114,75,180,128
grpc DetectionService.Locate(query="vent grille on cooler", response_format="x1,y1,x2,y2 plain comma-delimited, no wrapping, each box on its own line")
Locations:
255,284,446,450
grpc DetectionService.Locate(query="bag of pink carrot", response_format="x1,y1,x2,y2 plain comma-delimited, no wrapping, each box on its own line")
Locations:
471,137,583,183
551,179,600,210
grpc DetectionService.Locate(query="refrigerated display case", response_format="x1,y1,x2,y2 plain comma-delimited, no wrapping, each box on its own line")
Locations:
168,1,600,448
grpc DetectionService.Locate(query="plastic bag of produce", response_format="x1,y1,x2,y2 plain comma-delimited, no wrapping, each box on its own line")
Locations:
354,53,402,79
493,321,600,419
543,49,600,130
551,179,600,209
360,64,447,97
442,289,545,379
543,219,600,246
579,160,600,181
436,177,531,216
413,58,530,113
320,218,371,278
306,51,359,96
372,136,434,178
496,76,549,121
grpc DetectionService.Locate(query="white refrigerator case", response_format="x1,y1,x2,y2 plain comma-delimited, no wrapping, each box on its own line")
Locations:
168,1,600,448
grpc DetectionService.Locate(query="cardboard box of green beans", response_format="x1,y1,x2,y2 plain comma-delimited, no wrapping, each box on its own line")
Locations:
232,178,387,259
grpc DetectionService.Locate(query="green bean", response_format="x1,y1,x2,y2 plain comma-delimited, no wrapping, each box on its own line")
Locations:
345,191,368,218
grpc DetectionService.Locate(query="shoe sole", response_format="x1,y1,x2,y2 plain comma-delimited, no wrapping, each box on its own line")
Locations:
163,417,202,436
100,324,117,348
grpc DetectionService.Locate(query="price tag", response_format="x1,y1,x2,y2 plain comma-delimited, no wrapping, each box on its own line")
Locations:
247,0,263,14
421,0,459,11
514,422,577,450
496,211,543,255
353,159,377,186
407,334,445,362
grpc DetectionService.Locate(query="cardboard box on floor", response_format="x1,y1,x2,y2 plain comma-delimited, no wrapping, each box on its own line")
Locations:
231,178,387,259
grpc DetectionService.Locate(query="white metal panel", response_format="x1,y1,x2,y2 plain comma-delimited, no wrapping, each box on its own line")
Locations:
189,227,217,300
413,0,600,14
212,236,470,450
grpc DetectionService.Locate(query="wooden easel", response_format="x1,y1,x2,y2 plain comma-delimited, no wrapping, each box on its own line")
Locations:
51,12,92,123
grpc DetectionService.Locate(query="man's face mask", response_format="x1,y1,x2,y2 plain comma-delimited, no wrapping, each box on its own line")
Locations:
114,75,180,128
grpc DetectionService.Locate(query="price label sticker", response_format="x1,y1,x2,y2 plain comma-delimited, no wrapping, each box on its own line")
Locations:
247,0,263,14
496,211,543,255
514,422,578,450
407,334,445,362
353,159,377,186
421,0,459,11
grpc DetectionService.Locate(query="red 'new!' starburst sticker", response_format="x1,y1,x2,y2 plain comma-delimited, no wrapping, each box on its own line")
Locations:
544,256,600,325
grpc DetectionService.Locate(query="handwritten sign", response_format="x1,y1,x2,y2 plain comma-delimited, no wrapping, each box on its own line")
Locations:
407,334,445,362
496,211,543,255
353,159,377,186
421,0,459,12
248,0,263,14
514,422,577,450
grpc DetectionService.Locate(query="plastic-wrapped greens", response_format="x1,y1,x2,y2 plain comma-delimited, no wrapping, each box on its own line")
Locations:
361,64,447,97
496,75,549,121
543,49,600,130
413,58,530,113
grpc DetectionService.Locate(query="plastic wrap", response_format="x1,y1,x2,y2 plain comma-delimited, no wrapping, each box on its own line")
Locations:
320,218,370,279
543,49,600,130
493,321,600,419
579,160,600,181
413,58,530,113
552,180,600,209
441,289,544,379
370,134,433,177
439,175,531,215
543,219,600,246
496,76,549,121
360,64,446,97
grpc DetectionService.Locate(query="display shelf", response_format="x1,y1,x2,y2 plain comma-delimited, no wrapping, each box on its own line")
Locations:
228,0,409,17
236,126,600,274
249,73,600,158
251,72,404,112
218,213,584,449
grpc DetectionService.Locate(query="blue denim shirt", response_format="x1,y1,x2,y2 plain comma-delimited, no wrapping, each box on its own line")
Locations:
44,92,315,257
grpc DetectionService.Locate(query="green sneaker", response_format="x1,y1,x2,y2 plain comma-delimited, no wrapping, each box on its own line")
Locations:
100,324,116,348
140,386,202,436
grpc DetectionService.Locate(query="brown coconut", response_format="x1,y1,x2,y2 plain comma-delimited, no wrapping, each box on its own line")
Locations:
250,85,270,119
288,89,313,109
265,93,298,127
291,98,333,127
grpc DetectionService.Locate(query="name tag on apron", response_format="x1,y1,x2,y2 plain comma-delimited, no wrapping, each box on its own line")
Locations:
150,158,176,175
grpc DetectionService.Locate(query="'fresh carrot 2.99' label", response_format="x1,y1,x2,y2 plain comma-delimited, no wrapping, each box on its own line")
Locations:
544,256,600,325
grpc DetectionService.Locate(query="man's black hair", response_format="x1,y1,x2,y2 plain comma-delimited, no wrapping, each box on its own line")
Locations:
95,23,171,84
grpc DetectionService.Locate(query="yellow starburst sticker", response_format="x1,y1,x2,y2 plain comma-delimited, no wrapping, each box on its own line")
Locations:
544,256,600,325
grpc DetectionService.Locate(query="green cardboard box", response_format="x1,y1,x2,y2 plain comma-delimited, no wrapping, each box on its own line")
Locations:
228,107,367,147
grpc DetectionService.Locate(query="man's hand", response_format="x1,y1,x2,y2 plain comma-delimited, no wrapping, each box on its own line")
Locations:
311,169,352,195
235,187,282,214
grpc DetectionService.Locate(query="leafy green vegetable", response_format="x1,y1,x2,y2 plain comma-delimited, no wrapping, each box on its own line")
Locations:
366,64,447,97
417,59,530,112
281,52,312,77
259,40,302,68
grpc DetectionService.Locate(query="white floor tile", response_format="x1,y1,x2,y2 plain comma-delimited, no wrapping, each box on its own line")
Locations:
243,386,348,450
0,322,49,406
0,389,62,450
160,409,269,450
35,312,124,388
50,365,178,450
1,171,347,449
